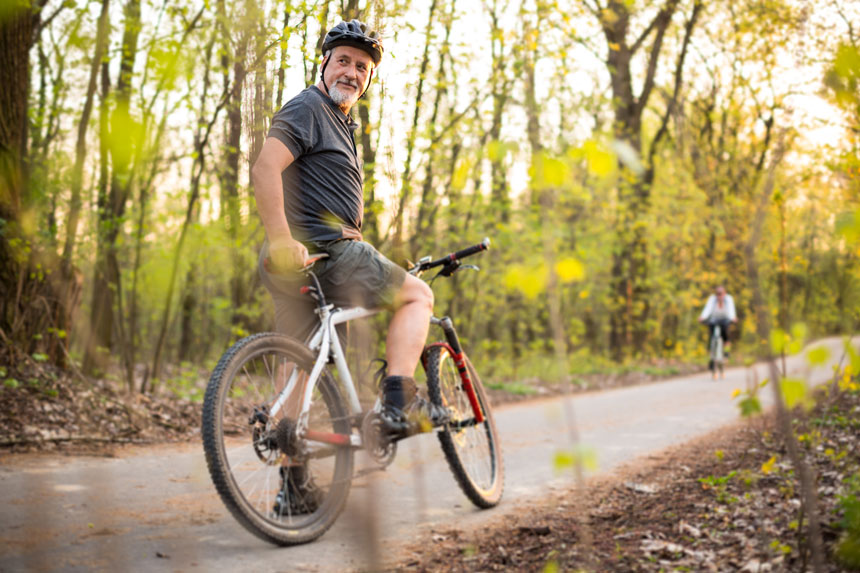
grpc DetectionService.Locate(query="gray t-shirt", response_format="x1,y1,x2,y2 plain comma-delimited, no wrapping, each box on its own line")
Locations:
267,85,363,244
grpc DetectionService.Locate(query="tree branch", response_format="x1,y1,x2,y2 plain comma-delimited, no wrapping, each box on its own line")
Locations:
430,92,490,146
648,0,702,173
630,12,660,54
581,0,603,19
634,0,680,118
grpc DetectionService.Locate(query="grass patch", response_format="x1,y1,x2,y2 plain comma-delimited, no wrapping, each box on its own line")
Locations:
486,381,539,396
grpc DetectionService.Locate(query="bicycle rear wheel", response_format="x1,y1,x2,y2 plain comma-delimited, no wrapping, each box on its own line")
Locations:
709,333,718,374
202,333,354,546
424,345,504,508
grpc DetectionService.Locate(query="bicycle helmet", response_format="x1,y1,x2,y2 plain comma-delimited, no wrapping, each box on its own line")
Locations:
322,19,383,65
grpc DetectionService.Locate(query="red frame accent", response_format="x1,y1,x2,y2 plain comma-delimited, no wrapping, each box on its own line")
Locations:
422,342,485,424
304,429,351,446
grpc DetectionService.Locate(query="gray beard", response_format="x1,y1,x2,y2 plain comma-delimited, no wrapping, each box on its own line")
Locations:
328,82,359,111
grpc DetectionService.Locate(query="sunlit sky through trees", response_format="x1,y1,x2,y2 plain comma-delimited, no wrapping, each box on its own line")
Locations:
6,0,858,377
44,0,848,226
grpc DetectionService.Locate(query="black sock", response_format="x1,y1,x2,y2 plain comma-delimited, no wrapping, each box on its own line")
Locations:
380,375,417,410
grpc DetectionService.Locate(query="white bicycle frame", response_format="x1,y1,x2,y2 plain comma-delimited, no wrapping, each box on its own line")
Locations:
266,303,377,449
710,322,724,364
262,244,486,452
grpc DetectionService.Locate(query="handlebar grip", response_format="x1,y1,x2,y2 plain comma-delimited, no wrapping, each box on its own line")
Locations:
420,237,491,271
451,237,490,261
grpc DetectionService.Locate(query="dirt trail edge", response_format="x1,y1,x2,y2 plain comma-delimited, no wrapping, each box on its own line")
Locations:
0,338,849,573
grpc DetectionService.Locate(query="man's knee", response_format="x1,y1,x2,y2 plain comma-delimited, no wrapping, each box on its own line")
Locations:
396,275,434,311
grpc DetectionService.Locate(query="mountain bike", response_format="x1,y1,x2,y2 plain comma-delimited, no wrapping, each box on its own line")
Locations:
707,319,725,379
201,238,504,546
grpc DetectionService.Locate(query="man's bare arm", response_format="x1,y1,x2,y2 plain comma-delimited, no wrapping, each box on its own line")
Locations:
252,137,308,270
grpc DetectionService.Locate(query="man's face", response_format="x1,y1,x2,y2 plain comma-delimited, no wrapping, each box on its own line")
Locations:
324,46,374,110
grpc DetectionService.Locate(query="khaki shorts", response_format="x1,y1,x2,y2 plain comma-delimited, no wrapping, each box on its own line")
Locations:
258,239,407,341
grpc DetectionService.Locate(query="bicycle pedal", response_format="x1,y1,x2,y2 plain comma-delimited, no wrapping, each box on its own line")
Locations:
361,412,398,467
377,414,412,439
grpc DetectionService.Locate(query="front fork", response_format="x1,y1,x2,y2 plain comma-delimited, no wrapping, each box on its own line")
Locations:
423,317,485,424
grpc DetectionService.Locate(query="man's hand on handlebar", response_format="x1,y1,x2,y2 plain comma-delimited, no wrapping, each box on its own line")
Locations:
268,236,308,273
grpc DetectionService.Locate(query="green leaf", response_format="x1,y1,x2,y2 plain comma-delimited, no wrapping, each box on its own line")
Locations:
486,140,516,162
770,328,787,354
837,210,860,244
504,264,546,299
32,353,48,363
834,44,860,80
739,396,762,417
554,445,598,473
781,378,809,410
789,323,807,354
583,140,614,177
555,257,584,282
846,339,860,374
3,379,19,389
450,158,473,190
530,152,569,191
807,346,831,366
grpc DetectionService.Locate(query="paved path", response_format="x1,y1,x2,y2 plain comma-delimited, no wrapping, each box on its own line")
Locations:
0,338,851,572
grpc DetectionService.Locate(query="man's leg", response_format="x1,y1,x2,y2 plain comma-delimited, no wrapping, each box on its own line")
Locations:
721,320,731,352
386,274,434,376
377,273,450,427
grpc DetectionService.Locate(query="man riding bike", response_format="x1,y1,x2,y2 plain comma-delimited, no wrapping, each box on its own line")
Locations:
251,20,448,515
698,285,737,368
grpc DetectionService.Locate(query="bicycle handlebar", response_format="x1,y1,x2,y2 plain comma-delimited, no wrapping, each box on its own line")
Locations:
417,237,490,271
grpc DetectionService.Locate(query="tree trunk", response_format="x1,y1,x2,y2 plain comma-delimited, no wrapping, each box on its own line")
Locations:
150,46,228,384
83,0,142,375
62,0,110,266
0,4,73,365
410,2,453,259
0,4,35,353
276,9,291,109
487,0,512,222
308,1,331,86
393,0,438,258
178,267,196,362
594,0,688,359
357,100,379,245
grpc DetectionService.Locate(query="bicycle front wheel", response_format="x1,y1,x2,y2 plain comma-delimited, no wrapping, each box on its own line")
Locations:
425,345,504,508
202,333,354,546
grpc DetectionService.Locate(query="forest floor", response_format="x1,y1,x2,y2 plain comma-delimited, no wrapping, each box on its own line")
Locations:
393,385,860,572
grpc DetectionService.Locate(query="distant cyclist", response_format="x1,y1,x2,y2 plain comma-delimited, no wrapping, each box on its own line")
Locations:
698,285,737,363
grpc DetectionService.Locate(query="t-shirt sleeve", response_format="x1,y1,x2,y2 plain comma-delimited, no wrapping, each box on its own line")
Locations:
267,97,317,159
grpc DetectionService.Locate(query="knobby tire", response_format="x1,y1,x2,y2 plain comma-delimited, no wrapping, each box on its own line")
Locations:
202,333,354,546
424,346,504,508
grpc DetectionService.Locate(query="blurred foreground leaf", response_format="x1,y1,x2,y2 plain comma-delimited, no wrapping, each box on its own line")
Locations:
554,445,598,474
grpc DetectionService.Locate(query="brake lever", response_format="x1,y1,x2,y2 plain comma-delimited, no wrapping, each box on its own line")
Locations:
460,264,480,272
